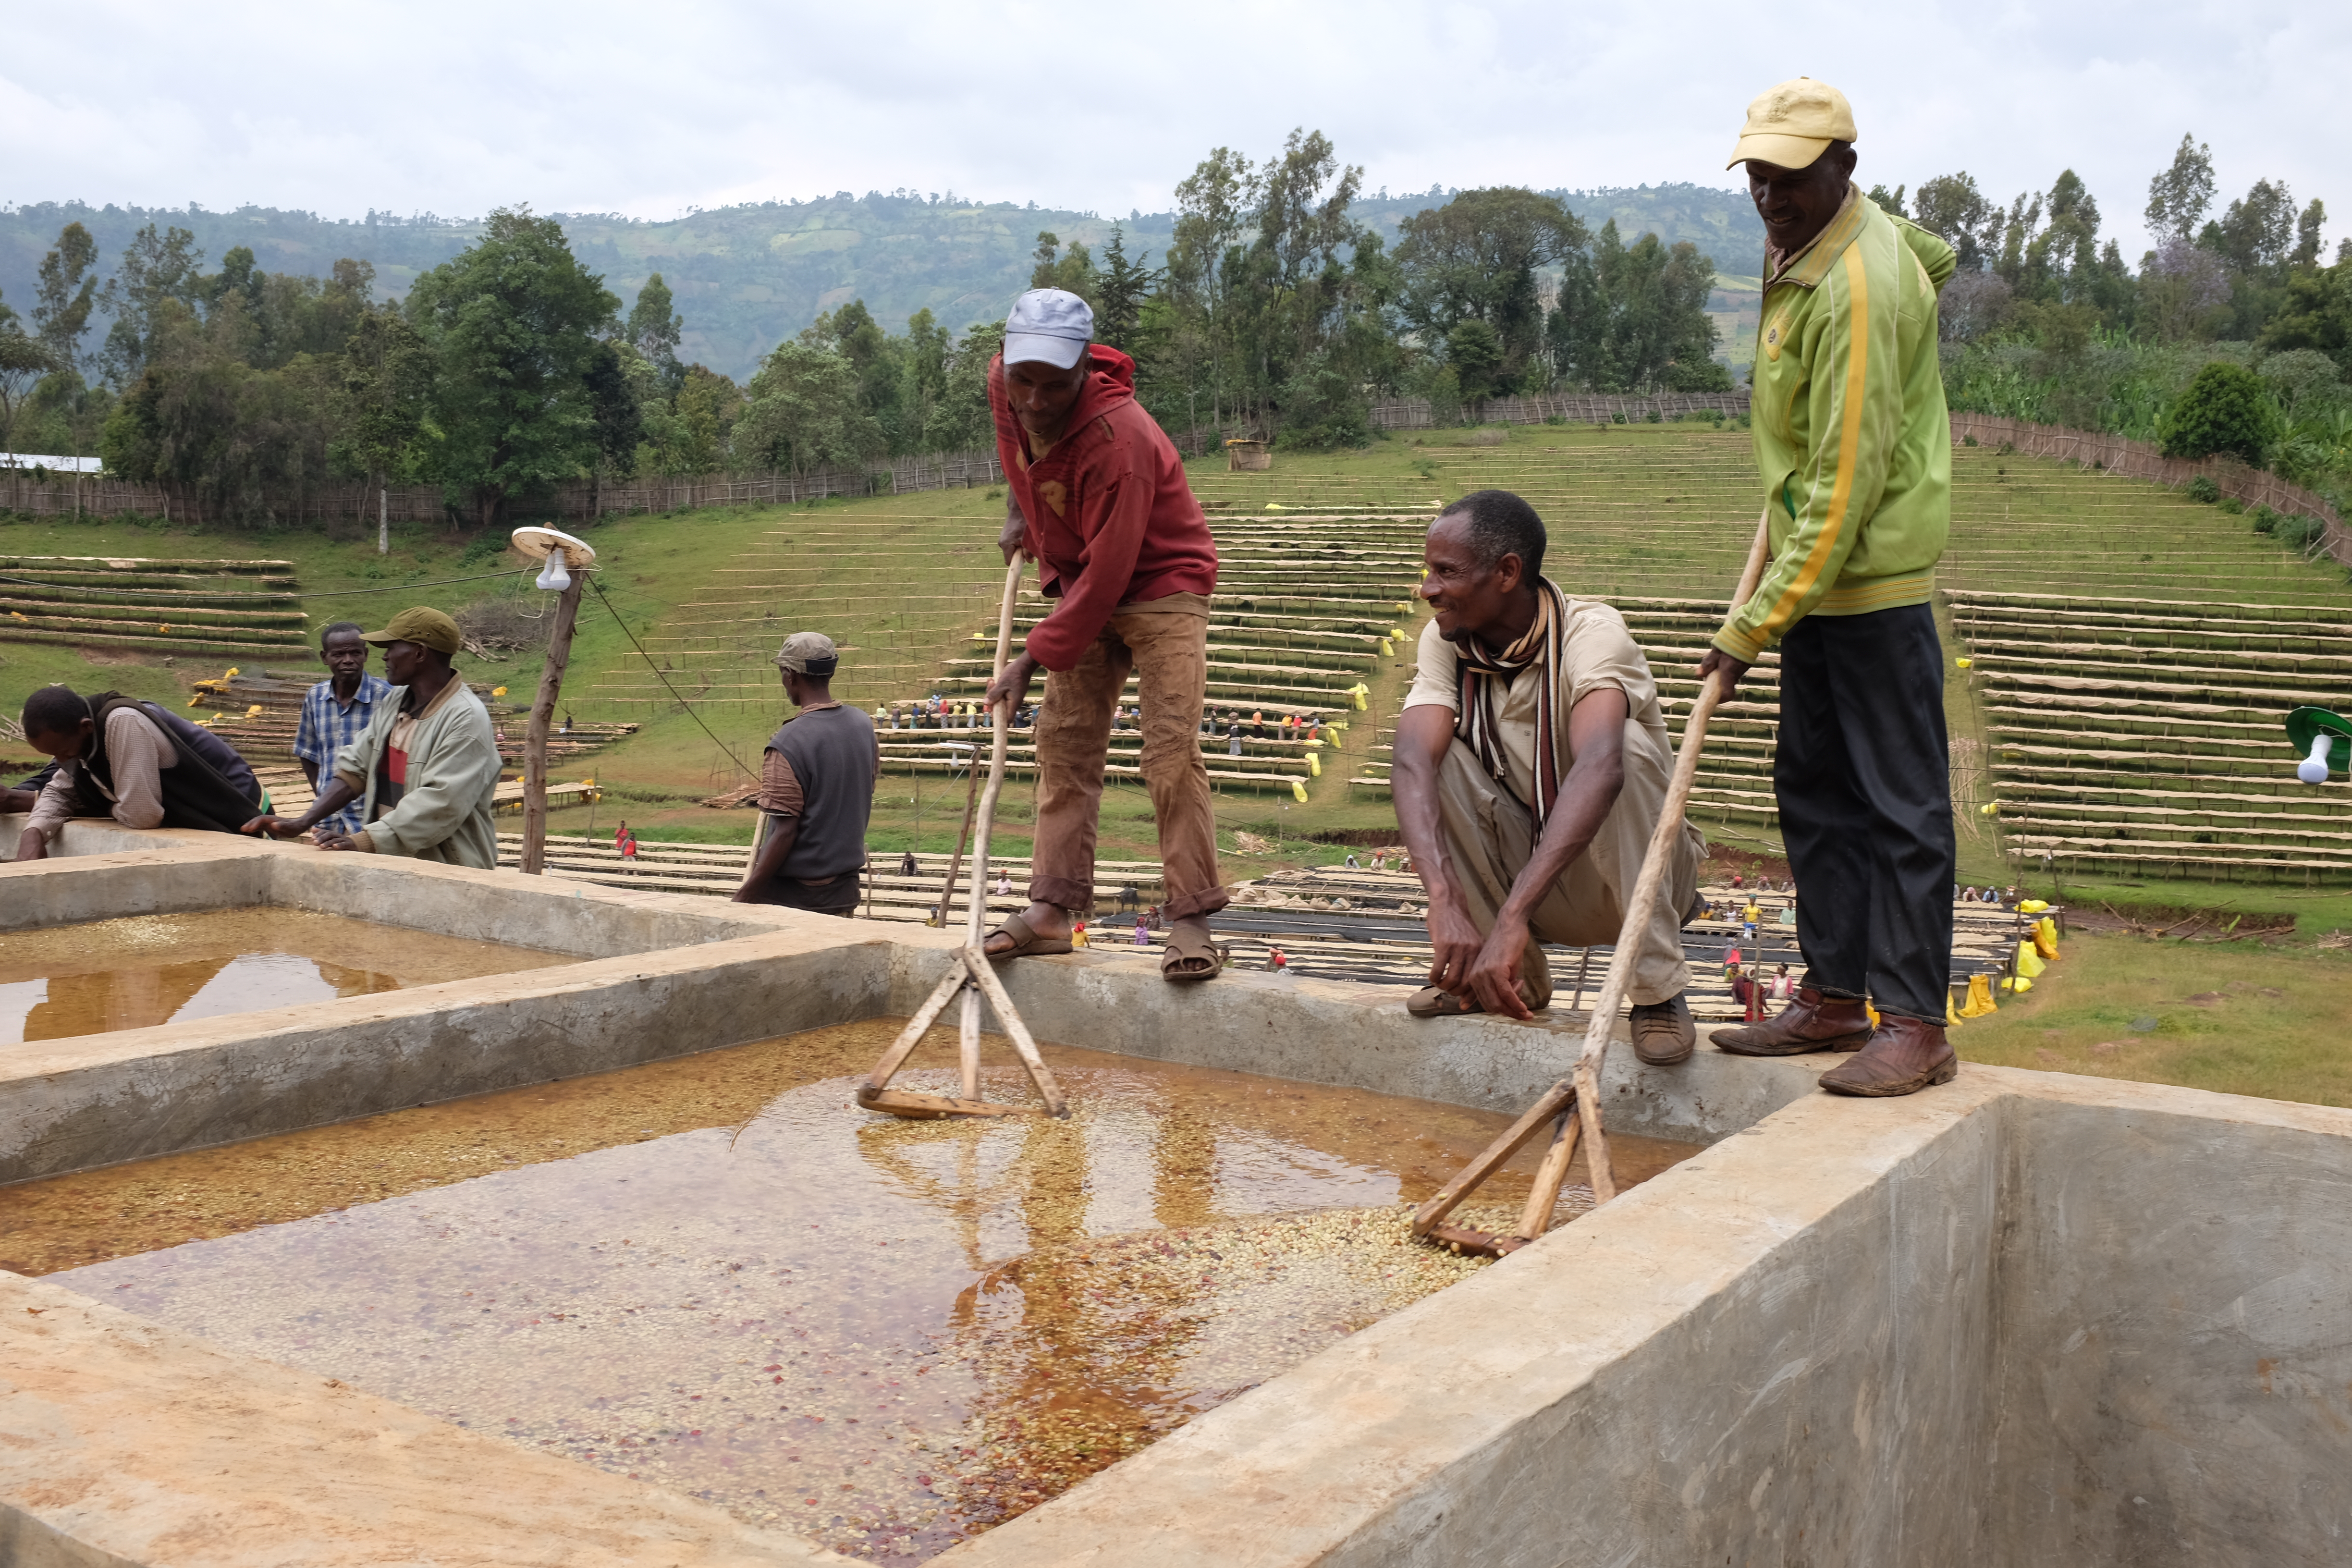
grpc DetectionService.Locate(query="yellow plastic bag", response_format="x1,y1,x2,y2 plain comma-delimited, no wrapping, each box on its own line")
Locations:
2034,917,2059,960
2015,941,2047,979
1291,780,1309,803
2001,975,2034,993
1959,973,1998,1017
1306,751,1321,777
1946,993,1965,1028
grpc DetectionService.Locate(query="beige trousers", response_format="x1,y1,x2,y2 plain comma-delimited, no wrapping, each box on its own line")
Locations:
1435,740,1699,1007
1030,593,1227,922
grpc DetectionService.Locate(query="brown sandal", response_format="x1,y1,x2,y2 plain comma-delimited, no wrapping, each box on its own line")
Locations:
1160,925,1228,982
980,911,1073,960
1406,980,1540,1018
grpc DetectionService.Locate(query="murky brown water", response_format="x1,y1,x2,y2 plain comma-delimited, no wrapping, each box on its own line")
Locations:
0,907,573,1043
32,1019,1701,1560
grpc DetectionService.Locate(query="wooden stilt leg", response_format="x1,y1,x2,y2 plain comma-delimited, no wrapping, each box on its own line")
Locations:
957,984,982,1102
1511,1107,1582,1242
960,945,1069,1117
1410,1080,1574,1237
859,964,968,1104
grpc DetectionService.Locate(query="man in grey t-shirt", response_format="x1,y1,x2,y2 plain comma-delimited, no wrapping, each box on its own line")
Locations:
735,632,879,915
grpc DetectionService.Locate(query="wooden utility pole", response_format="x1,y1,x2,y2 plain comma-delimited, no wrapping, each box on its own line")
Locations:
513,527,595,876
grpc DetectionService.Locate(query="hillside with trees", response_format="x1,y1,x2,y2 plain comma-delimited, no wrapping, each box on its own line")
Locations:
0,184,1760,385
1,126,2344,529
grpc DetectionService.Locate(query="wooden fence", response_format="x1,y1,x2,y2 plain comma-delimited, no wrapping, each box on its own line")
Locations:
1946,413,2352,570
7,407,2343,568
1367,392,1752,429
0,448,1009,528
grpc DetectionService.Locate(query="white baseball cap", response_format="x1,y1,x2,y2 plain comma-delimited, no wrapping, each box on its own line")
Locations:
1004,288,1094,369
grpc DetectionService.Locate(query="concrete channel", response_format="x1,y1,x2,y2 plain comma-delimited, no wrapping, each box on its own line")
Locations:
3,822,2348,1566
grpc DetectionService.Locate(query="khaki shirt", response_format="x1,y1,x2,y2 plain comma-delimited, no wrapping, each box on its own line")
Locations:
1402,599,1673,809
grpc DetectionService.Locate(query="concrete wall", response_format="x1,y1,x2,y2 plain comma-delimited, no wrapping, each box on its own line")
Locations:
8,841,2352,1566
0,835,785,958
1986,1090,2352,1565
948,1075,2352,1568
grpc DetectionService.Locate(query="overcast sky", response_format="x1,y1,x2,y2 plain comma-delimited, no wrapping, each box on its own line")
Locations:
3,0,2342,257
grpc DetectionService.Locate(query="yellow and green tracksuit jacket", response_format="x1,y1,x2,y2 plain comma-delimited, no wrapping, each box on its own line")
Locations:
1713,191,1957,663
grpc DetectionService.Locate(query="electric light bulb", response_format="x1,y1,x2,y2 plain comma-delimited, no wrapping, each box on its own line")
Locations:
2298,733,2333,785
537,553,572,592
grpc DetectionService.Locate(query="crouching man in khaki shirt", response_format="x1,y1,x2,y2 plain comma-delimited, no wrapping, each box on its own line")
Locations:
1390,490,1703,1065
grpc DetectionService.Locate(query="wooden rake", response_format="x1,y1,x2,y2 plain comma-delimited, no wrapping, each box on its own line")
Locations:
859,558,1070,1121
1413,514,1772,1256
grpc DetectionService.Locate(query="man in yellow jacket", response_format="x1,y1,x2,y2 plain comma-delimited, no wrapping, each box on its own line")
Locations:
1701,78,1960,1097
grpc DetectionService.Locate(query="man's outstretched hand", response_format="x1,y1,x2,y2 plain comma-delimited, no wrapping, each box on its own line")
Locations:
1696,648,1751,699
241,815,308,839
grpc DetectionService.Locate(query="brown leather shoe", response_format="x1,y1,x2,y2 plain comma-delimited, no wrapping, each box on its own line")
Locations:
1629,992,1696,1066
1709,986,1873,1056
1819,1015,1959,1097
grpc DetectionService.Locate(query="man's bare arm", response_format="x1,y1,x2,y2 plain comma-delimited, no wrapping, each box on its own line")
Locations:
1390,704,1486,995
732,815,800,901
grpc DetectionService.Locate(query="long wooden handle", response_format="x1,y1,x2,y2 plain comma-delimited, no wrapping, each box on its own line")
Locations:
1571,512,1773,1201
964,558,1025,949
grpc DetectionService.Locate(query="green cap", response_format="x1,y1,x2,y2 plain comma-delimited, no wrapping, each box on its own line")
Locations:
363,607,462,655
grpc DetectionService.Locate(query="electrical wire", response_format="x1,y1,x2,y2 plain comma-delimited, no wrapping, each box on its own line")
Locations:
585,572,757,778
0,566,537,602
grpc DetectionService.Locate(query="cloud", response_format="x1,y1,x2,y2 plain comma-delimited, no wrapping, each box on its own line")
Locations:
2,0,2343,256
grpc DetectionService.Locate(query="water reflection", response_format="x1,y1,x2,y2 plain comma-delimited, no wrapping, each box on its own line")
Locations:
0,907,572,1043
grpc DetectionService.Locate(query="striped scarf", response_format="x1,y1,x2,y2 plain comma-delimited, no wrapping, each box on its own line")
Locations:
1453,577,1571,828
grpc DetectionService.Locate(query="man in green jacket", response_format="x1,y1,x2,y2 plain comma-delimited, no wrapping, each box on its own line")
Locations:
1700,78,1960,1097
243,607,502,869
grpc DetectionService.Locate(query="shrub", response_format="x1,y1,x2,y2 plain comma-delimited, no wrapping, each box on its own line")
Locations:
2158,362,2283,466
2218,495,2245,515
1962,433,1979,447
2277,515,2328,551
1645,409,1663,423
1665,356,1735,394
2251,505,2280,533
2185,474,2221,504
1544,414,1566,426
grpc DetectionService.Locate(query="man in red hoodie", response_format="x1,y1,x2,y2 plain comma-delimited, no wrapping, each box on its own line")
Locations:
980,288,1227,980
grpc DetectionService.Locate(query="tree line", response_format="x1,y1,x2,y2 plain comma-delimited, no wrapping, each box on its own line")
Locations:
0,129,1732,526
1888,134,2352,507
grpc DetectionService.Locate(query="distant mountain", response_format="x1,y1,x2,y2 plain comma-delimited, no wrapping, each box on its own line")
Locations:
0,185,1764,382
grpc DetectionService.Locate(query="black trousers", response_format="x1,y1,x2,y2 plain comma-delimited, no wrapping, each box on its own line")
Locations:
1773,603,1956,1019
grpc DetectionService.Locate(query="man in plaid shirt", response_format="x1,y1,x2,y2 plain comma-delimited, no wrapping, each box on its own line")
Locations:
292,622,393,839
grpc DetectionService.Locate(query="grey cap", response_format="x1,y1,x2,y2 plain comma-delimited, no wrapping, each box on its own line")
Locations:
1004,288,1093,369
772,631,839,674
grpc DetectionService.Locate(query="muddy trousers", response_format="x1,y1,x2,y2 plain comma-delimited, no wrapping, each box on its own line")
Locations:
1434,741,1697,1008
1029,594,1228,922
1773,604,1956,1019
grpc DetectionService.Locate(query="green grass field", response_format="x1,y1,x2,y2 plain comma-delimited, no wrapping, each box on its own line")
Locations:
7,418,2346,912
1955,928,2352,1107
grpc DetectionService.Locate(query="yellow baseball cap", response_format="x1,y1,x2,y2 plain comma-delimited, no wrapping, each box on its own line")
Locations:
1727,77,1857,171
